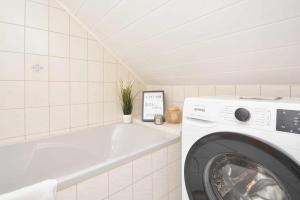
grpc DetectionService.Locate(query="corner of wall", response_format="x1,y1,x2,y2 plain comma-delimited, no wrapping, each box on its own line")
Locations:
54,0,146,86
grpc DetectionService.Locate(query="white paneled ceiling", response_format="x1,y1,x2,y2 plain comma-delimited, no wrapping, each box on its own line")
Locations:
58,0,300,84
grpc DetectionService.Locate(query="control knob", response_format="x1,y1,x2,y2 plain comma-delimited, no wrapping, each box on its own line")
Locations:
235,108,250,122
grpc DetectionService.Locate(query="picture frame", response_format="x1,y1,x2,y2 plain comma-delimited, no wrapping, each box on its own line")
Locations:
142,91,165,122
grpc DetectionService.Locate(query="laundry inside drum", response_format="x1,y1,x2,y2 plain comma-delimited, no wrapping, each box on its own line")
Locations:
204,154,290,200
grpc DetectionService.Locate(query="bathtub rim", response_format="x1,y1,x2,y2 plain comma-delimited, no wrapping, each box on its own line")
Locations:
0,122,181,193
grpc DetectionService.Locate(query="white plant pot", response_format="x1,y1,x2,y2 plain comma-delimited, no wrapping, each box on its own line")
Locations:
123,114,132,124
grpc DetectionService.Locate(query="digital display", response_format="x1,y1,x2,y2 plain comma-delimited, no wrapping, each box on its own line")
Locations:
276,109,300,134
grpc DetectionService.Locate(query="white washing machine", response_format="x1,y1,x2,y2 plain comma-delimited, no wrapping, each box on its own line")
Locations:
181,96,300,200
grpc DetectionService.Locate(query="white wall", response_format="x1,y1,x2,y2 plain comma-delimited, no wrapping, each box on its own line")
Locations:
0,0,145,144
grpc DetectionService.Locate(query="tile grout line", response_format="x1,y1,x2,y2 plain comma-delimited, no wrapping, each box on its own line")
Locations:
68,9,72,131
48,0,51,136
24,0,27,142
102,45,105,125
86,29,89,127
131,160,134,200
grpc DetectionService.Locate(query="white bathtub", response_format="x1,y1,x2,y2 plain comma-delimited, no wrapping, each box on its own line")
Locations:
0,123,180,195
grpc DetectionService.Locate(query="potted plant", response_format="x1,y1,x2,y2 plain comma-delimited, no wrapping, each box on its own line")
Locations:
119,80,137,123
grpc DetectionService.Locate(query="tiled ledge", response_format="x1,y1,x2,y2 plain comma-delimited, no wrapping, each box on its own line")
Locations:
133,117,181,136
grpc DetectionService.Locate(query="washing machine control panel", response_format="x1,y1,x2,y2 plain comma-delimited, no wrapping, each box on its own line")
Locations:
276,109,300,134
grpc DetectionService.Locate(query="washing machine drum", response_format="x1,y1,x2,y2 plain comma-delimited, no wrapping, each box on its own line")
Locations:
184,132,300,200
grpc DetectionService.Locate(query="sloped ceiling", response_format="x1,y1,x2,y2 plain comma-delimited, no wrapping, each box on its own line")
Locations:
58,0,300,85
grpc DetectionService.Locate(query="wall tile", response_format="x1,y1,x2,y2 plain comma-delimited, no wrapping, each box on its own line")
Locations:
198,85,215,96
50,105,70,131
49,57,69,81
0,0,25,25
104,83,116,102
0,52,24,80
70,82,87,104
104,63,117,83
26,1,48,30
133,154,152,182
49,7,69,34
70,104,87,127
88,61,103,82
25,81,48,107
57,186,76,200
0,81,24,109
153,167,168,200
0,23,24,52
261,85,290,97
50,82,69,105
172,86,185,102
161,86,173,103
167,142,181,164
291,85,300,97
26,107,49,135
49,32,69,57
168,186,181,200
133,176,152,200
31,0,49,5
70,36,87,59
88,33,96,40
236,85,260,96
88,40,103,61
152,147,168,171
77,173,108,200
167,161,181,191
70,59,87,81
184,85,198,98
110,186,132,200
88,82,103,103
49,0,61,8
0,0,142,143
25,54,48,81
88,103,103,125
25,28,48,55
215,85,236,96
0,109,24,140
70,18,87,38
109,162,132,194
104,50,117,63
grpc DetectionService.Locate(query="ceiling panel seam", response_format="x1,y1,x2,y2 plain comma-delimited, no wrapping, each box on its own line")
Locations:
102,0,173,41
130,42,300,70
90,0,124,30
126,15,300,65
115,0,246,48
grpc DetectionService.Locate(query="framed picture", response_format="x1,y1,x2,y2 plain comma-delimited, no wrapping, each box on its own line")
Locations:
142,91,165,122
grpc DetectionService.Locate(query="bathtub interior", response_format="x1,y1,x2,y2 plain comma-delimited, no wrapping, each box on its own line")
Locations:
0,123,179,194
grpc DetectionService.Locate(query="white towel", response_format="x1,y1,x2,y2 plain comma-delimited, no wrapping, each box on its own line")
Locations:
0,180,57,200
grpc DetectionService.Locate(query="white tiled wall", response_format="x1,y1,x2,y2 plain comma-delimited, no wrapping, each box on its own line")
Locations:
147,84,300,109
57,142,181,200
0,0,145,144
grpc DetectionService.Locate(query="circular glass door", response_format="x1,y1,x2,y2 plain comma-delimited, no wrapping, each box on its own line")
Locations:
184,132,300,200
204,154,290,200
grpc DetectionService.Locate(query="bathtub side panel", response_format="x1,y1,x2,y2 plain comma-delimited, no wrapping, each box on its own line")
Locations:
57,142,182,200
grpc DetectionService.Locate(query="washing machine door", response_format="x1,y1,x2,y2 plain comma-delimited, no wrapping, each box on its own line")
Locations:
184,132,300,200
